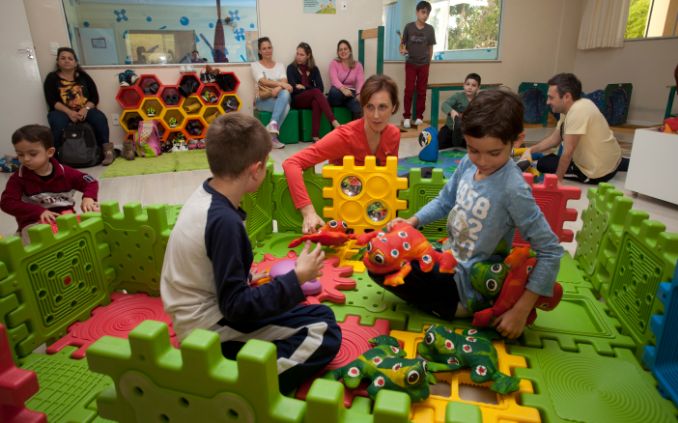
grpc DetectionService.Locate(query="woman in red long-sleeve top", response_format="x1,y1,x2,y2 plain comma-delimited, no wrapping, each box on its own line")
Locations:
283,74,401,234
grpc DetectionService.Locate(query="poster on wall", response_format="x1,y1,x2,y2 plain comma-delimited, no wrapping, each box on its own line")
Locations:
78,27,118,65
304,0,336,14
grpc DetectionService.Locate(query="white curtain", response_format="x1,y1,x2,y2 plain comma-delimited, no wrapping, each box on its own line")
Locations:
577,0,631,49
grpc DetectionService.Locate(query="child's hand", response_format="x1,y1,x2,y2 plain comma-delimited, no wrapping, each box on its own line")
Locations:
301,209,325,235
493,290,539,339
450,109,460,119
81,197,99,213
295,241,325,284
386,216,418,232
399,46,408,56
39,210,60,224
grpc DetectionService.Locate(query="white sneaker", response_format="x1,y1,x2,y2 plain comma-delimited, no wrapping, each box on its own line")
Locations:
266,121,280,135
403,118,411,129
271,137,285,149
414,118,423,126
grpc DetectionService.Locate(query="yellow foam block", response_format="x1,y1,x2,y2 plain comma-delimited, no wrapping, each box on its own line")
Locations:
391,329,541,423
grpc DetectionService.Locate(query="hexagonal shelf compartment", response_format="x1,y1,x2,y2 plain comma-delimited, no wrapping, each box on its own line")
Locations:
167,129,188,147
161,108,186,130
120,110,143,133
202,106,222,125
159,85,182,107
116,86,143,109
138,74,161,96
177,73,202,97
140,98,164,120
182,95,203,116
150,118,170,142
185,117,207,138
198,84,220,105
220,94,241,113
216,72,240,93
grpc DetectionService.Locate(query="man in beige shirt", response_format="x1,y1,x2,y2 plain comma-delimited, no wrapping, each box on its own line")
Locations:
524,73,625,184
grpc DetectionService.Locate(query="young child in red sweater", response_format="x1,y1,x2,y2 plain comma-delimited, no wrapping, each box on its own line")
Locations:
0,124,99,242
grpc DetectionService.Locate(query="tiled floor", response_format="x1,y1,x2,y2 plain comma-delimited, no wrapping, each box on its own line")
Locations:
1,127,677,256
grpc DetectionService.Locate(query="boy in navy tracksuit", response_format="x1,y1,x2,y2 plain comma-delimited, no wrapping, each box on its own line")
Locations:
160,113,340,393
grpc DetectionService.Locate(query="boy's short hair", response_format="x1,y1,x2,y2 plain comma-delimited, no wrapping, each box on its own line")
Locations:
548,73,582,101
12,124,53,149
416,1,432,12
359,74,400,113
461,90,524,145
206,113,271,178
465,72,481,85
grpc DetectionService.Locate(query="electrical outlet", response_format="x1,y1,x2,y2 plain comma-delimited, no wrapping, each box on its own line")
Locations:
111,113,120,126
340,0,348,11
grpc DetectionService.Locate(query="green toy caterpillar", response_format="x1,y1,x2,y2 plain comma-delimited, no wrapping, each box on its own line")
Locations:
417,325,520,395
325,335,436,402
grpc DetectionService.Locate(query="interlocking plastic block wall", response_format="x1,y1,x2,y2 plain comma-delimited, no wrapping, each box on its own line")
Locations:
116,71,241,143
398,168,448,240
322,156,408,234
87,320,411,422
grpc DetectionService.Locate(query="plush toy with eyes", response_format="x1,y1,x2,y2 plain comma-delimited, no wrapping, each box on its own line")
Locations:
417,325,520,395
288,220,355,248
469,247,563,327
356,222,457,286
325,335,436,402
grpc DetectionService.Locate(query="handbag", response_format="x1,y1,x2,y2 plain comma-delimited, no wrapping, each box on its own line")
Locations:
257,81,274,100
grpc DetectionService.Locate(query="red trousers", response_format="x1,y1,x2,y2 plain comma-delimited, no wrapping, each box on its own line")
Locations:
292,88,336,137
403,63,430,119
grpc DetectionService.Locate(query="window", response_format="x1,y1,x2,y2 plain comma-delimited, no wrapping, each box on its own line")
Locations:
625,0,678,39
61,0,259,66
383,0,502,61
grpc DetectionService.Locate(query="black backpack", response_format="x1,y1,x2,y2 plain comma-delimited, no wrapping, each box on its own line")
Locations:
59,123,101,168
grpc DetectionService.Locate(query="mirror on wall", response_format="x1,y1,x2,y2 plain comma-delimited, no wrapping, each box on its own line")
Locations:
61,0,259,66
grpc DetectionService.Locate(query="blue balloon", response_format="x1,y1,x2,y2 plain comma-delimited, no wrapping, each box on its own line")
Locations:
180,16,189,26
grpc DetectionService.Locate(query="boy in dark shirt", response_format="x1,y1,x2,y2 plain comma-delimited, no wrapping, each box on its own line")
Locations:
0,124,99,242
160,113,341,394
400,1,436,129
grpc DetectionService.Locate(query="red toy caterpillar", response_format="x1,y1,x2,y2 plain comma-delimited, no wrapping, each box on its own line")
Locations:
471,247,563,327
356,222,457,287
288,220,355,248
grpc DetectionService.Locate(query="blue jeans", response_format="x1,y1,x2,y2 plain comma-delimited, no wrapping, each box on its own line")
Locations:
255,89,291,126
48,108,110,149
327,86,361,119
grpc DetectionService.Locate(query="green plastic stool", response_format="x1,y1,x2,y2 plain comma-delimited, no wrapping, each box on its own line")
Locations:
254,109,300,144
301,107,354,141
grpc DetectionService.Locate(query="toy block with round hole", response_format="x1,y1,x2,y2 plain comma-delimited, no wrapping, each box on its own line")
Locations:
321,156,408,235
86,320,412,423
220,93,242,113
140,98,164,120
595,210,678,358
513,173,581,247
644,264,678,407
182,95,203,116
201,105,222,125
511,340,677,423
242,162,275,244
272,167,329,233
392,328,540,423
120,110,143,133
98,202,173,295
22,346,113,421
0,214,115,358
159,85,182,107
319,106,353,137
0,324,47,423
137,74,162,97
398,167,448,241
177,72,202,98
161,107,186,131
198,83,220,106
116,85,143,109
254,109,301,144
185,117,207,139
574,183,633,279
215,71,240,93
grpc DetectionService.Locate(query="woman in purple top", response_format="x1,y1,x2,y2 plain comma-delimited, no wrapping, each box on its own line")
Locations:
328,40,365,120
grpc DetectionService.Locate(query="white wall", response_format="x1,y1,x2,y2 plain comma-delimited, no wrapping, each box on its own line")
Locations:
21,0,674,146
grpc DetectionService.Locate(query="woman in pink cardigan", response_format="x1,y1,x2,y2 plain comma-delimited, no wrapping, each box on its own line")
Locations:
283,74,401,234
327,40,365,120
